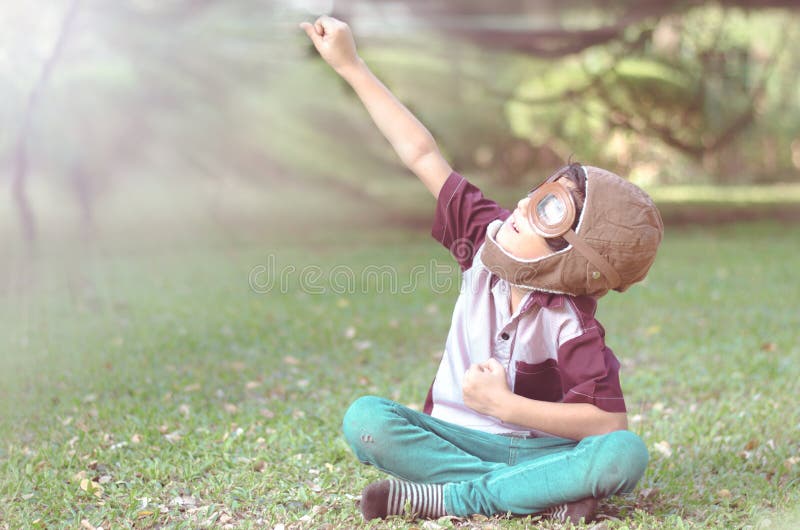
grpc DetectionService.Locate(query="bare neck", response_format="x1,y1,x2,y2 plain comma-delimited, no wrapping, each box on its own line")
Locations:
510,286,528,314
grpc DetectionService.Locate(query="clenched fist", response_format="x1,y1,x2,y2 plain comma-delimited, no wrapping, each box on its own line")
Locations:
462,358,512,418
300,16,360,74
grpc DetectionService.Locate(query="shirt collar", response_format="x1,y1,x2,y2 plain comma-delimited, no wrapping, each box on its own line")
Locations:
526,291,565,310
490,275,565,311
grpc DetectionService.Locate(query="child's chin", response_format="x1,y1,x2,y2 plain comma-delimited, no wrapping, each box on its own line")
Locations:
495,226,518,253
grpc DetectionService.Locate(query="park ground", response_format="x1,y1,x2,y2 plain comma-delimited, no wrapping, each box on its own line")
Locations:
1,205,799,528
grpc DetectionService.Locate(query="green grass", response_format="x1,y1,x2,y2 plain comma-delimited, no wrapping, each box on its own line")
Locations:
1,221,799,528
645,184,800,204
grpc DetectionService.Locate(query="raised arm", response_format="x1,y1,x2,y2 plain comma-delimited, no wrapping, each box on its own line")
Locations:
300,16,452,199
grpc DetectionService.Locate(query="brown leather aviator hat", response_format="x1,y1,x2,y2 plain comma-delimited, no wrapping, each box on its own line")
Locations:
480,166,664,297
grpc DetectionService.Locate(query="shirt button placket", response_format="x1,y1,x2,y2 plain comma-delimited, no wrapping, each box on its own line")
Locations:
495,330,512,362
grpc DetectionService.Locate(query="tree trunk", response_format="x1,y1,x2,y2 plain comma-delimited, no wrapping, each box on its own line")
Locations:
11,0,82,246
12,135,36,244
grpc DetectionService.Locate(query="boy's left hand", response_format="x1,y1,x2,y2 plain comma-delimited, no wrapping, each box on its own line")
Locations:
462,358,511,418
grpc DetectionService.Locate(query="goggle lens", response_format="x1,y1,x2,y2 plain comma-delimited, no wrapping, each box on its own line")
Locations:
536,193,567,225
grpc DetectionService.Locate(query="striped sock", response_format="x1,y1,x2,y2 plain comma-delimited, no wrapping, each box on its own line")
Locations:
360,479,446,520
542,497,598,523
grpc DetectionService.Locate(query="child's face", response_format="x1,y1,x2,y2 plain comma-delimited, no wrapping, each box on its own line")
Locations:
495,195,553,260
496,175,577,260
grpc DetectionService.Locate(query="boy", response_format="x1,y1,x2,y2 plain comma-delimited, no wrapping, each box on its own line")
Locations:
300,16,663,523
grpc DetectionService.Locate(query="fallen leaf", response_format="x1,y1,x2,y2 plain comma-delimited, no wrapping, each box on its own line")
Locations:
718,489,732,499
283,355,300,366
639,487,659,499
245,381,261,389
354,340,372,351
169,496,198,510
653,440,672,458
164,431,182,443
645,325,661,336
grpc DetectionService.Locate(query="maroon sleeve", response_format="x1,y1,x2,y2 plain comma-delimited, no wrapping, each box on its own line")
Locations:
431,171,510,271
557,326,627,414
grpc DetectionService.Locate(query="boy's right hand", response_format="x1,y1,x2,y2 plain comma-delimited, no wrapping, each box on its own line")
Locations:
300,16,360,74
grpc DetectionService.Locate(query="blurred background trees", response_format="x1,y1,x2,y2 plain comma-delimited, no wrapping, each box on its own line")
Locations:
2,0,799,246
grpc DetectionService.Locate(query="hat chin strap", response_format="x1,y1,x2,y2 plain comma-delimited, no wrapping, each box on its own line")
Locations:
562,229,621,289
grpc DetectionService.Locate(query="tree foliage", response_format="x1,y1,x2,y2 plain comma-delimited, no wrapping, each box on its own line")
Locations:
342,0,800,186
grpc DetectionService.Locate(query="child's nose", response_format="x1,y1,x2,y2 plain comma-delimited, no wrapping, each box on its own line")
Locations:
517,196,530,211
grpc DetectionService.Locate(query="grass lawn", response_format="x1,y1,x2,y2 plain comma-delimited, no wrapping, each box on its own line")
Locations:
1,220,799,529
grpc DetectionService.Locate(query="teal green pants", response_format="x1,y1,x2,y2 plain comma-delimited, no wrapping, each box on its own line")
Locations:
342,396,648,517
